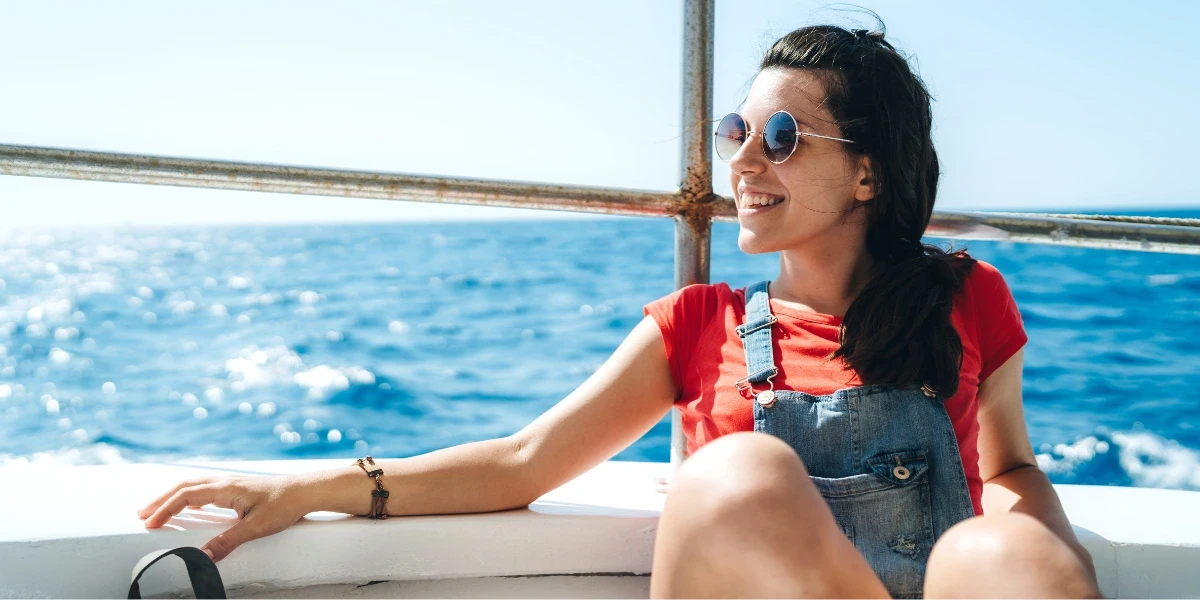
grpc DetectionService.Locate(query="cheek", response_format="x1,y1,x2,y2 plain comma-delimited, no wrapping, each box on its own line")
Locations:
782,159,856,203
795,146,852,172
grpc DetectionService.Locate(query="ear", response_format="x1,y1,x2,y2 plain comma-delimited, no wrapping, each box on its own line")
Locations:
852,155,877,202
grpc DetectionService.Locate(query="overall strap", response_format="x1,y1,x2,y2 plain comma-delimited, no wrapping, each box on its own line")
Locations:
736,280,777,385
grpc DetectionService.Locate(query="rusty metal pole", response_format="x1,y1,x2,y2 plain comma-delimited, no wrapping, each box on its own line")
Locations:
671,0,716,470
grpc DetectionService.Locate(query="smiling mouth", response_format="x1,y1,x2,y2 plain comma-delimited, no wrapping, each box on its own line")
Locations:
739,193,786,210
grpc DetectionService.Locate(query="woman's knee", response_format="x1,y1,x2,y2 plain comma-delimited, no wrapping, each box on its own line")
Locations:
680,432,807,476
667,432,822,520
675,432,808,490
932,513,1062,564
926,513,1099,598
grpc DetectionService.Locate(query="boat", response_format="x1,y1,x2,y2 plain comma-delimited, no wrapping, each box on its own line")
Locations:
1,1,1198,597
1,457,1198,598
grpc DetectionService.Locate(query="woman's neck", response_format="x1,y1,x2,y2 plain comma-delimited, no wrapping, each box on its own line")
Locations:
771,244,879,318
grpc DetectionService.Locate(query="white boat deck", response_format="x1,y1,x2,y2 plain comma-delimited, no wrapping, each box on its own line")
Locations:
0,459,1197,598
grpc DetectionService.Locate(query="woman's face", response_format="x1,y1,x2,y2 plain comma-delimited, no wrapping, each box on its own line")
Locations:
728,67,873,255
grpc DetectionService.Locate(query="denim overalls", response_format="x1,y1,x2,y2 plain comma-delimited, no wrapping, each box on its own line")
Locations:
736,281,977,598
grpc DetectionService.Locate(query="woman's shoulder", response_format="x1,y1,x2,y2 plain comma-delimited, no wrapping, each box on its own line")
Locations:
663,281,739,303
954,255,1025,337
955,256,1028,378
968,257,1007,282
643,282,741,361
645,281,743,326
958,257,1015,302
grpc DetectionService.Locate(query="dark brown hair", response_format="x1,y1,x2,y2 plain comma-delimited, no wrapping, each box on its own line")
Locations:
759,23,977,397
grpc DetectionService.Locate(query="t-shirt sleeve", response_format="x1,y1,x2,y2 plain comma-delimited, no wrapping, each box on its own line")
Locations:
643,284,717,398
970,261,1028,382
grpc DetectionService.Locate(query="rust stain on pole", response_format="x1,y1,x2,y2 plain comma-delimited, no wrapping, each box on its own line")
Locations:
674,0,716,292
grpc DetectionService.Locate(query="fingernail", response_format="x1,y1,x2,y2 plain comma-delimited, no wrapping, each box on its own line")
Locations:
202,548,214,559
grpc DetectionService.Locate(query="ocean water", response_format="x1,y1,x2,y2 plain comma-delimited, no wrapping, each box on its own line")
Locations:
2,210,1199,491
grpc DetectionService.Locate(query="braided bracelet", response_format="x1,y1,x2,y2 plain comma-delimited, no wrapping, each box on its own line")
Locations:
355,456,390,519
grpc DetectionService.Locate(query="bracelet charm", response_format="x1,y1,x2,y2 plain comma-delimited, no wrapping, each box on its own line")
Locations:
355,456,390,519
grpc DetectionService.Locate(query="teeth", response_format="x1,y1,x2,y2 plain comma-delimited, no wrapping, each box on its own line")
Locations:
742,193,785,208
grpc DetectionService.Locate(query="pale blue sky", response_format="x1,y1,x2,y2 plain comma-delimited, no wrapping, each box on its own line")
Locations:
1,1,1197,227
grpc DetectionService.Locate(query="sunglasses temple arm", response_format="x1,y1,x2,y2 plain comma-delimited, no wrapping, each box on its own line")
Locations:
798,132,855,144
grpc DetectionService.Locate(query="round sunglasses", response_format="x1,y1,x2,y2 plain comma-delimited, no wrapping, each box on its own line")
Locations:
713,111,854,164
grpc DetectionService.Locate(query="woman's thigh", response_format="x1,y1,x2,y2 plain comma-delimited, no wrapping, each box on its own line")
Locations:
650,432,891,599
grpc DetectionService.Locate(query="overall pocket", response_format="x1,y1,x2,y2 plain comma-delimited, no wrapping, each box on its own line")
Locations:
811,450,935,598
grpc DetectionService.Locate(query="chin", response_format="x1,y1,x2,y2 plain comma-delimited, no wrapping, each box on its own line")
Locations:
736,228,777,255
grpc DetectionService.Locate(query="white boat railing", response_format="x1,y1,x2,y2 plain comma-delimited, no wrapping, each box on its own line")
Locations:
1,0,1198,468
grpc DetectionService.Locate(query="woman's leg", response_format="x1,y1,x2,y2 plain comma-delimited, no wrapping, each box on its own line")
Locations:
923,513,1101,598
649,431,890,599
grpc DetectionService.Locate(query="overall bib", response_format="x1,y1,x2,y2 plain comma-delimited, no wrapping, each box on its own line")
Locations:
736,281,976,598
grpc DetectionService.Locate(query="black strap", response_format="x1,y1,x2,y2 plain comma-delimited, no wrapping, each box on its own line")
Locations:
128,547,227,599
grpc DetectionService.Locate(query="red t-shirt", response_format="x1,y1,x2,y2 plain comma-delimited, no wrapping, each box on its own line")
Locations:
643,260,1027,516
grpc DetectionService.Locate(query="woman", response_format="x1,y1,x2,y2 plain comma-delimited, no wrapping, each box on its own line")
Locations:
139,24,1101,598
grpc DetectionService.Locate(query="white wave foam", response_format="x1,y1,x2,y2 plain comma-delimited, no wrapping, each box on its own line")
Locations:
0,442,129,468
0,444,241,468
225,345,304,387
298,290,325,305
227,276,252,290
1147,273,1182,286
1037,429,1200,490
171,300,197,315
1111,431,1200,489
48,347,71,366
293,365,375,399
27,299,73,323
224,344,377,400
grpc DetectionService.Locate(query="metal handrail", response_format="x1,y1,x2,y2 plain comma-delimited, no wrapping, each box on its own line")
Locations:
1,0,1197,467
3,143,1198,255
0,144,679,217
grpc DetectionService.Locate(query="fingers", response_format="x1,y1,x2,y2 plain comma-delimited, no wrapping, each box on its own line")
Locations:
138,477,215,519
653,474,671,494
144,485,221,529
201,519,262,563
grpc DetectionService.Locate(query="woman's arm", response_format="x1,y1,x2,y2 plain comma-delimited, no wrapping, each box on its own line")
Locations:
307,315,678,515
140,315,677,561
975,348,1096,578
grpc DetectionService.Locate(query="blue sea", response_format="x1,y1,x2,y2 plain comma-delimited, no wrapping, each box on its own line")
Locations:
2,210,1198,491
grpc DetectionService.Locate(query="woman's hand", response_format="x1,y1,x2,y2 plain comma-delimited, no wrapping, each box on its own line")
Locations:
137,474,314,562
653,474,671,494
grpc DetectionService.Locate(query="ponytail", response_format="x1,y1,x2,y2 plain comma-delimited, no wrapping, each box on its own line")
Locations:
834,247,976,397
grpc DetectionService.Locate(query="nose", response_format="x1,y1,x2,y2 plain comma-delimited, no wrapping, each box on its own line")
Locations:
728,131,769,176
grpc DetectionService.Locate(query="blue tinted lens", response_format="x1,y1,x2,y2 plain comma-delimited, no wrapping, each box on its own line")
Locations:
763,111,798,163
714,113,746,162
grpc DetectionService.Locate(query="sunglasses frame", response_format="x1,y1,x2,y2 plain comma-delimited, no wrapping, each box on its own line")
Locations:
713,110,855,164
